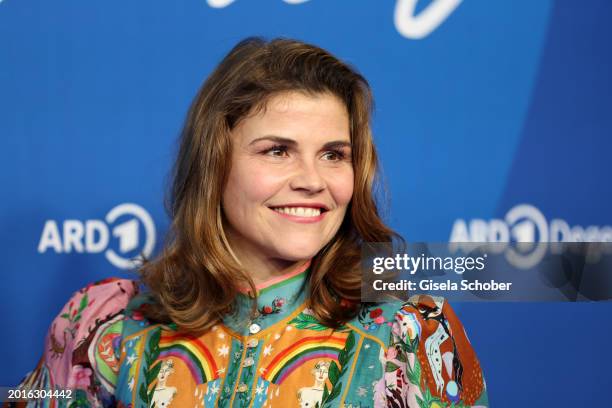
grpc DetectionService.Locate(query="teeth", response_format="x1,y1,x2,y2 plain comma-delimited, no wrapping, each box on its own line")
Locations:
272,207,322,217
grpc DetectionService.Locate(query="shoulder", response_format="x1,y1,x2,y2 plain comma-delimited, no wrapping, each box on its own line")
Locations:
392,294,477,352
343,298,405,347
52,278,139,346
26,278,140,398
346,295,470,334
47,278,139,362
349,294,478,359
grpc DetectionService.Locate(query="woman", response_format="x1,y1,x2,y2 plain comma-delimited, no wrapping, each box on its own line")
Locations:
17,37,488,407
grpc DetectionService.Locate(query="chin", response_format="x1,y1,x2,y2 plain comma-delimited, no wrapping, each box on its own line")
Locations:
273,240,325,261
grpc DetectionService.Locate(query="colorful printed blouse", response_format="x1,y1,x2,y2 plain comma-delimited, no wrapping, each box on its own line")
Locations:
17,263,488,407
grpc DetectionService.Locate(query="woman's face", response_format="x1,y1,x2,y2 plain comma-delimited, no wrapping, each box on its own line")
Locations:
222,91,354,268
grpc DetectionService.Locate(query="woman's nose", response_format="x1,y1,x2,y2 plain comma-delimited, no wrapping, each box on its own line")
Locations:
289,159,326,193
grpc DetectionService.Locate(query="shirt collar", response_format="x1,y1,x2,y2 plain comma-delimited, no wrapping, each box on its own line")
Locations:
224,260,311,334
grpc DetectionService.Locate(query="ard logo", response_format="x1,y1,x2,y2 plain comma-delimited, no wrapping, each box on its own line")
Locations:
37,203,156,269
450,204,612,268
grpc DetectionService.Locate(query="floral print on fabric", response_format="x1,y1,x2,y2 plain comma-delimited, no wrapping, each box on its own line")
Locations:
16,272,488,407
358,304,395,332
15,278,138,407
259,297,285,316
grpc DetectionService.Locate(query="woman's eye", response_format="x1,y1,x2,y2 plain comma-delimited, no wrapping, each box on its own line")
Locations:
263,145,289,157
321,150,346,161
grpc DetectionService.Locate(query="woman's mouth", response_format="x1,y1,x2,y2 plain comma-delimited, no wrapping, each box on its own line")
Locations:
268,204,329,223
272,206,322,217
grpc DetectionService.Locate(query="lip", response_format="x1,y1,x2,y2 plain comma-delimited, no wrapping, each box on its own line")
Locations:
267,203,329,224
268,202,330,211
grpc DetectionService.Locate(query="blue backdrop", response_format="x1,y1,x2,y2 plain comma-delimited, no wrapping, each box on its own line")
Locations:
1,0,611,406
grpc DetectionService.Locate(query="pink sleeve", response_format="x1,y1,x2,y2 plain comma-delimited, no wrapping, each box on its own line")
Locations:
19,278,138,406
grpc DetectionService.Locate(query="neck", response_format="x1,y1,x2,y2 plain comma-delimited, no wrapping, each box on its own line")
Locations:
243,256,309,286
224,226,312,286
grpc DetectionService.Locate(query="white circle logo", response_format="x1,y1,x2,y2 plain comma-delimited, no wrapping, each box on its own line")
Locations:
504,204,548,268
104,203,156,269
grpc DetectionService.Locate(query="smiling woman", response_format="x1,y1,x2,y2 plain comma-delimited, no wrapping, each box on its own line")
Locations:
222,91,354,282
15,38,488,408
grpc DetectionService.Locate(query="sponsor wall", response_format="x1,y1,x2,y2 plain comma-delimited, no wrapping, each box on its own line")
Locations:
1,0,611,405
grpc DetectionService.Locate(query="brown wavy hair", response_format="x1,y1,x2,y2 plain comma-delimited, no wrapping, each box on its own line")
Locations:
140,37,399,333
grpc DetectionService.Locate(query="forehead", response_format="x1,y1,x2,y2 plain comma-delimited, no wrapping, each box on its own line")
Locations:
264,90,345,113
234,91,351,143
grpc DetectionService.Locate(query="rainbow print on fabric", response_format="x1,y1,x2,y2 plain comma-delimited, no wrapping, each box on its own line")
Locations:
158,332,219,383
263,335,346,384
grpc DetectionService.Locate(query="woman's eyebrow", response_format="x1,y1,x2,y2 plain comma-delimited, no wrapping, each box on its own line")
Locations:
249,135,296,146
248,135,352,149
323,140,352,150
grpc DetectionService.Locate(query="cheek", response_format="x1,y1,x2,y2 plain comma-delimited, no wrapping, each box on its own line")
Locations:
224,161,285,207
328,168,354,206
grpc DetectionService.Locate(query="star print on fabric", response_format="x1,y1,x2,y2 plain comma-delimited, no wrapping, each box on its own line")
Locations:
209,383,219,395
218,344,229,357
127,377,134,391
274,333,281,340
218,332,225,339
126,353,137,366
263,344,274,356
357,386,368,397
364,343,371,349
255,383,265,395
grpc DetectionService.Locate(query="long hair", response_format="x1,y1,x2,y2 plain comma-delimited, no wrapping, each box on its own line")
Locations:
140,37,400,332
